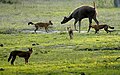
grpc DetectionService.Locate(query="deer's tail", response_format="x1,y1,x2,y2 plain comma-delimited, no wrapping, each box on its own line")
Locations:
8,52,12,62
93,1,96,9
109,26,114,29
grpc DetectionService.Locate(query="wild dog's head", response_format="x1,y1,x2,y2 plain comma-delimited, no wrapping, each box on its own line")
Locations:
49,21,53,25
67,26,71,31
28,48,33,54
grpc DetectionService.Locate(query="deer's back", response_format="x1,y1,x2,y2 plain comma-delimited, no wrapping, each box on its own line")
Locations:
72,6,96,19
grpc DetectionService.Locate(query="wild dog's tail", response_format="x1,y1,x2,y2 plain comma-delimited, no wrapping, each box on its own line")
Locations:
28,22,34,25
8,52,12,62
116,57,120,61
109,26,114,29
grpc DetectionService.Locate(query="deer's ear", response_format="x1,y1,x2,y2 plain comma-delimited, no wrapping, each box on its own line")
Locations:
64,16,67,19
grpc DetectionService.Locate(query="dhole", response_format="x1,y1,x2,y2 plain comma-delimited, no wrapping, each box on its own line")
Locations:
90,24,114,34
8,48,33,65
67,27,73,39
28,21,53,33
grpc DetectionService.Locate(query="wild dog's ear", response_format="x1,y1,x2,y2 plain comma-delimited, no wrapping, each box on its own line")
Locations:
49,20,52,23
67,26,71,30
28,48,32,50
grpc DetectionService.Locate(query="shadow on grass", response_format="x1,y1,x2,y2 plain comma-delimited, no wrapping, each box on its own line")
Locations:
74,47,120,51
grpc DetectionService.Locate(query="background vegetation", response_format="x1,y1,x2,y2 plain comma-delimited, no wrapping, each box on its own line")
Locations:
0,0,120,75
0,0,119,34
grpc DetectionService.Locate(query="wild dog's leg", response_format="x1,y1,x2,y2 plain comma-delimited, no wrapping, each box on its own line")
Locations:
95,30,97,34
95,30,99,34
45,27,48,33
69,32,73,39
34,26,38,33
104,26,109,33
8,53,12,62
11,56,16,65
69,34,72,39
71,33,73,39
74,20,78,31
71,31,73,39
25,58,29,64
88,18,92,33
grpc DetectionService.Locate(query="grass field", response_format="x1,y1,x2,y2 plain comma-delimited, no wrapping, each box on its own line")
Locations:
0,0,120,75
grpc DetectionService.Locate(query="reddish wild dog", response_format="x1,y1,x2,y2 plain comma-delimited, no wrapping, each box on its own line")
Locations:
28,21,53,33
67,27,73,39
8,48,33,65
90,24,114,34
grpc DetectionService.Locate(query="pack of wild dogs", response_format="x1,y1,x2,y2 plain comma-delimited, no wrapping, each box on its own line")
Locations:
7,2,116,65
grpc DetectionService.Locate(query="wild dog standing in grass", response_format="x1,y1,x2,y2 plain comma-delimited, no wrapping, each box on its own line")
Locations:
28,21,53,33
90,24,114,34
67,27,73,39
8,48,33,65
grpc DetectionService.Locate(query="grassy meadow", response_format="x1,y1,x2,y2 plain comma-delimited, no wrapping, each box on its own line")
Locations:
0,0,120,75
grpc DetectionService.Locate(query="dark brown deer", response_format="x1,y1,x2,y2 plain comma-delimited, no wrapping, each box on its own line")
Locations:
8,48,33,65
61,2,99,33
67,27,73,39
28,21,53,33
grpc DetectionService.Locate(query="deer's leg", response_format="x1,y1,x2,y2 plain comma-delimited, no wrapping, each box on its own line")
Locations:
88,18,92,33
78,20,81,33
74,20,78,31
93,17,99,25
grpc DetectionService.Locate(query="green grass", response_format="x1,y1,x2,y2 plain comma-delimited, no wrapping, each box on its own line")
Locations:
0,0,120,75
0,33,120,75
